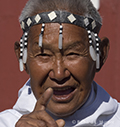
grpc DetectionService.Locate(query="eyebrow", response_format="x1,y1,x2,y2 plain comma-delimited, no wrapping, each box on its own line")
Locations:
63,41,86,51
32,42,56,53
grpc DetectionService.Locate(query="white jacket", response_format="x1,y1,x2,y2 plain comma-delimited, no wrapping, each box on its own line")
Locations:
0,79,120,127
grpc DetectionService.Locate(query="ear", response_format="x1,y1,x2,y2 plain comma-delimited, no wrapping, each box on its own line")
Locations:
14,41,28,72
97,37,110,72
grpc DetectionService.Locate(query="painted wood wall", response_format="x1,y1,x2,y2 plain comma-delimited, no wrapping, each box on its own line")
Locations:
0,0,120,111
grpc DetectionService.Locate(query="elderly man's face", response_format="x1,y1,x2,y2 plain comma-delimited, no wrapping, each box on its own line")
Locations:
26,23,96,117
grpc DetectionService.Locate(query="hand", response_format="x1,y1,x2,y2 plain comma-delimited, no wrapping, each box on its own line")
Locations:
15,88,65,127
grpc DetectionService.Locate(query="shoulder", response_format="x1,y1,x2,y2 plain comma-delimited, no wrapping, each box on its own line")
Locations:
89,82,120,126
104,100,120,127
94,82,120,126
13,79,36,114
0,79,36,127
103,100,120,127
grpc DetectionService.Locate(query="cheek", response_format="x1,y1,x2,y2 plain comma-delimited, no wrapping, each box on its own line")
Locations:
67,58,95,109
66,57,95,84
26,59,52,99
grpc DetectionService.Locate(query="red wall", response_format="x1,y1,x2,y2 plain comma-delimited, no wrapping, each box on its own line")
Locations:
0,0,120,112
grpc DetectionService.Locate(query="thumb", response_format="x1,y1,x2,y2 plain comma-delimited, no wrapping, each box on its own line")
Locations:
56,119,65,127
34,87,53,111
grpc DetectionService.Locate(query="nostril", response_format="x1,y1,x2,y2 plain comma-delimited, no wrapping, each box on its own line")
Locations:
50,76,71,84
65,69,71,78
49,68,71,82
49,70,54,79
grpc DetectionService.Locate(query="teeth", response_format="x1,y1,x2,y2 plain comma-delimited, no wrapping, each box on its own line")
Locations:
54,87,71,91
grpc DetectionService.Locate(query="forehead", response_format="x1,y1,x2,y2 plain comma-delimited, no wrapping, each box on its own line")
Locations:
28,23,88,47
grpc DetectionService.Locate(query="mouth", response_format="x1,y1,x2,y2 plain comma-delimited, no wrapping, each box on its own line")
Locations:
53,87,76,95
52,86,77,103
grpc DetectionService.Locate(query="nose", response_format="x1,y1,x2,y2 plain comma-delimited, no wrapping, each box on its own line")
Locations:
49,58,70,82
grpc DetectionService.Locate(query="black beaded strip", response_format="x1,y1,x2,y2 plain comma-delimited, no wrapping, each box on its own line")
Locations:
41,23,45,35
95,33,99,54
24,32,28,48
20,10,101,34
19,38,24,59
87,30,93,46
39,23,45,47
59,24,63,49
19,10,102,71
59,24,63,34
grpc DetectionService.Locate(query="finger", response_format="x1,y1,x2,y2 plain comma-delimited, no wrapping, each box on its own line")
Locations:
16,115,47,127
29,110,58,127
26,119,46,127
56,119,65,127
34,87,53,111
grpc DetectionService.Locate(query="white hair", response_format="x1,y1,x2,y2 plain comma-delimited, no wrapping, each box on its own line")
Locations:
19,0,102,24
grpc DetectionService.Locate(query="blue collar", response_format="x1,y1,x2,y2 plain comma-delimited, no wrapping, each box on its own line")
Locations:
47,82,96,126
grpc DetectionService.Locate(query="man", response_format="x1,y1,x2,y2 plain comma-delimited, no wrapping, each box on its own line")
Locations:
0,0,120,127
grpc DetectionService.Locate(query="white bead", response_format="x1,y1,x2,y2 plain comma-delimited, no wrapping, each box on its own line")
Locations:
20,48,23,52
94,33,97,36
59,30,62,33
89,40,92,44
59,34,63,49
89,35,92,38
23,48,27,63
96,53,100,69
24,42,27,46
25,32,28,36
20,44,23,47
39,34,43,47
41,28,44,32
20,39,23,42
96,38,99,41
20,52,23,56
24,38,27,41
42,23,45,27
19,59,24,72
96,48,99,51
96,43,99,46
60,25,63,29
87,30,91,34
89,46,97,61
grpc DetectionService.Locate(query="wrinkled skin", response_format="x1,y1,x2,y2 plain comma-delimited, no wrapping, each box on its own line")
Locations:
15,23,109,127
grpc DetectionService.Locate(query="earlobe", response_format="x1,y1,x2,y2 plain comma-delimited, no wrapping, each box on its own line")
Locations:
97,37,110,72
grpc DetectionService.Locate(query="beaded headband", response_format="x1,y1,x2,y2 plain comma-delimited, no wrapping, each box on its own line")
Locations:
19,10,102,71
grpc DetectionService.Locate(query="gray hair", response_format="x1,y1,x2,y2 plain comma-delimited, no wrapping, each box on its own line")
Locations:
19,0,102,24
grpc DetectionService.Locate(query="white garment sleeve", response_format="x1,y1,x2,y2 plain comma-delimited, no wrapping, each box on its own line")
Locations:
0,109,22,127
0,80,36,127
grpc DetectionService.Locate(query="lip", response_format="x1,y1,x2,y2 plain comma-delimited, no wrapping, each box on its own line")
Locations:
51,86,77,103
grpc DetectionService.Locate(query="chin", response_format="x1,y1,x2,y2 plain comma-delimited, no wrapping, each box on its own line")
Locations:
48,109,74,117
47,102,82,117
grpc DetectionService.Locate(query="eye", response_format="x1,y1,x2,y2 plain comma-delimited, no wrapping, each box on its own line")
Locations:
66,52,79,56
39,53,50,56
37,53,51,57
35,53,52,62
66,52,80,60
